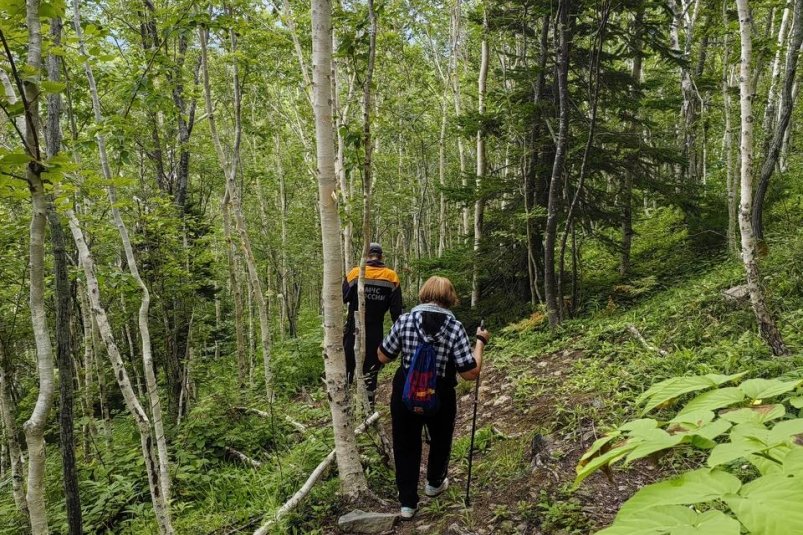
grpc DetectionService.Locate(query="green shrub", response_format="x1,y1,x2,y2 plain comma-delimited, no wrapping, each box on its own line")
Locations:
575,372,803,534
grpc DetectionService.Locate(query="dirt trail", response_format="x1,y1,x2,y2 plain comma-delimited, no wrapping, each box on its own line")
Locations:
350,348,661,535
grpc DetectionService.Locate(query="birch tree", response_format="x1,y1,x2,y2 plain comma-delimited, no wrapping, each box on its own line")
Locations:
310,0,369,497
735,0,790,356
72,0,173,513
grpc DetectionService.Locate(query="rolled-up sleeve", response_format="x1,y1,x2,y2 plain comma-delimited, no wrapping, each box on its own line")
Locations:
380,316,403,359
451,322,476,372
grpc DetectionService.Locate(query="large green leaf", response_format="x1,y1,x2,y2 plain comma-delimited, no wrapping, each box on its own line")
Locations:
624,428,684,465
597,506,740,535
669,409,716,427
739,379,803,401
720,405,787,425
619,468,742,515
574,442,635,487
782,446,803,474
678,387,745,416
708,441,765,468
725,473,803,535
768,419,803,444
578,431,622,464
638,374,746,412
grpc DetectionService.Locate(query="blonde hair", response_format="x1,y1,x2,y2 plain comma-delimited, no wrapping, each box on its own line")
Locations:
418,276,459,309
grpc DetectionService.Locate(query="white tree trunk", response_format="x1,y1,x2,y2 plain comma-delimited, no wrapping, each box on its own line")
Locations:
0,342,28,520
311,0,369,497
72,0,173,522
735,0,789,356
67,211,174,533
471,9,489,309
198,23,274,400
20,2,55,532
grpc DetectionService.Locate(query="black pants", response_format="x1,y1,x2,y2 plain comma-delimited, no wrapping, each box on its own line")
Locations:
390,367,457,508
344,327,384,402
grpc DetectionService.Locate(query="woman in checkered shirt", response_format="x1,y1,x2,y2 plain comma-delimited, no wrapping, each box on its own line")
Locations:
379,276,490,520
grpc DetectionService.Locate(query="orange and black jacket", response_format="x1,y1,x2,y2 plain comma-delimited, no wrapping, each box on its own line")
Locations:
343,259,403,333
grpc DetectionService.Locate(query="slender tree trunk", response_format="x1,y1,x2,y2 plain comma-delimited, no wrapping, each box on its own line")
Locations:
760,2,792,153
620,6,639,276
438,101,448,257
753,0,803,241
723,1,738,257
14,3,57,531
72,0,173,519
735,0,790,356
354,0,378,416
471,8,489,309
450,0,469,238
44,17,81,532
0,340,27,521
311,0,369,497
67,212,174,533
544,0,570,327
198,21,274,400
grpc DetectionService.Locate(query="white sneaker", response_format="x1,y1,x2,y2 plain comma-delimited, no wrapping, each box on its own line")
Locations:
425,477,449,497
400,506,418,520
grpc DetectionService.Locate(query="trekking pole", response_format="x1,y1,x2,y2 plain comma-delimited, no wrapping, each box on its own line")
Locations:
465,319,484,507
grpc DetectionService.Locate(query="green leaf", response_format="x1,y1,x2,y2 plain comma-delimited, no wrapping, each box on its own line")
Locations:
739,379,803,401
669,409,716,427
678,387,746,416
619,418,659,433
708,441,765,468
40,80,66,94
574,442,636,487
598,506,740,535
769,419,803,444
619,468,742,515
0,152,31,165
782,447,803,474
720,405,787,425
624,428,684,465
725,473,803,535
638,373,745,415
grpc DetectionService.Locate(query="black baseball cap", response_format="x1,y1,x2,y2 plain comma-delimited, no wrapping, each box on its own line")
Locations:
368,242,383,256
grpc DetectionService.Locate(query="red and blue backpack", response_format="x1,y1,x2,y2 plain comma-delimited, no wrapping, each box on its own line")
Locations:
402,336,439,414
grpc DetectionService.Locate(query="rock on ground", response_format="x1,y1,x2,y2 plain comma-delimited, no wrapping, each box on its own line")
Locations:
338,509,397,533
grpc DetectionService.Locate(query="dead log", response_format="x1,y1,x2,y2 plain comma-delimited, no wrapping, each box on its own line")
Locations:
233,406,307,433
252,412,380,535
626,324,669,357
225,447,262,468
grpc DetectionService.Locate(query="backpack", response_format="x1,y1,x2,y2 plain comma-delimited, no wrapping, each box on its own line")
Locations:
402,338,439,414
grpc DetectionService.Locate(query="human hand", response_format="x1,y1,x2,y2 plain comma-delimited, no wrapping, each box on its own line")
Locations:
476,325,491,345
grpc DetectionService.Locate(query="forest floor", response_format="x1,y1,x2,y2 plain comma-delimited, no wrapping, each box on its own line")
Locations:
313,224,803,534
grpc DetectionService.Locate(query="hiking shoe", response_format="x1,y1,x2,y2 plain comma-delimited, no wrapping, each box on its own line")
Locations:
425,477,449,497
400,506,418,520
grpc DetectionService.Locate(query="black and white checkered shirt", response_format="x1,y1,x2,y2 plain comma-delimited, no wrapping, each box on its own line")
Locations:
380,304,477,379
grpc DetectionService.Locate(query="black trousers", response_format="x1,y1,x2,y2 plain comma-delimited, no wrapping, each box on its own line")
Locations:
344,327,384,402
390,367,457,508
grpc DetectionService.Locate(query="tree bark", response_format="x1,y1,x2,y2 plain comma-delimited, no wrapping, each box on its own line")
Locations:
199,20,274,399
13,2,57,531
471,8,489,309
67,212,174,533
753,0,803,241
72,0,173,521
544,0,570,327
735,0,790,356
354,0,378,416
722,0,738,256
44,16,82,532
311,0,369,497
0,340,27,521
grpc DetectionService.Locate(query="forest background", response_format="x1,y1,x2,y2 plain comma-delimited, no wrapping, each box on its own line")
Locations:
2,0,803,533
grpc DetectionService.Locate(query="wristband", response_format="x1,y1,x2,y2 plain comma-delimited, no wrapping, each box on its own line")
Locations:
476,334,488,345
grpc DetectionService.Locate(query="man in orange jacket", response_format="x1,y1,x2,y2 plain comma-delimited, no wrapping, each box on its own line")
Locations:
343,243,403,405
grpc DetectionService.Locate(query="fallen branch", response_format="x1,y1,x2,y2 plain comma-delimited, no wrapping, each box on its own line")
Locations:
253,411,380,535
234,406,308,433
225,447,262,468
626,324,669,357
